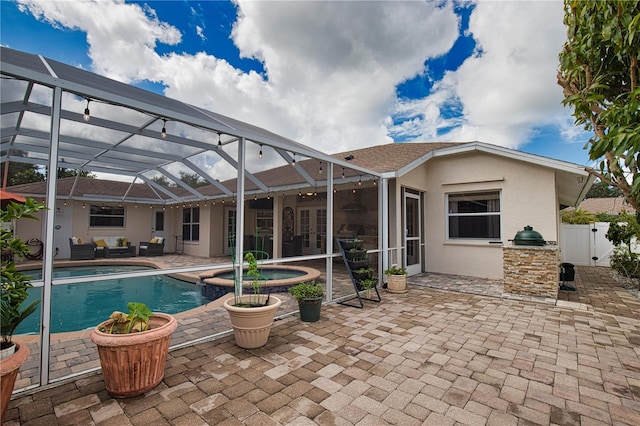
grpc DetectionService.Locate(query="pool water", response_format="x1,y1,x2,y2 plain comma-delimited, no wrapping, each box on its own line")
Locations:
216,268,306,281
16,266,208,334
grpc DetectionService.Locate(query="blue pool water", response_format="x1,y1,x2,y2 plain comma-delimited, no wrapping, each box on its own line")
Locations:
16,266,208,334
216,268,306,281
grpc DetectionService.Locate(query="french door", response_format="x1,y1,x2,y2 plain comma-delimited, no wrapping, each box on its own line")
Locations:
298,207,327,255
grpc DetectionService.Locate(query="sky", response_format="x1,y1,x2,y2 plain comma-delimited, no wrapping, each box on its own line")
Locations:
0,0,594,168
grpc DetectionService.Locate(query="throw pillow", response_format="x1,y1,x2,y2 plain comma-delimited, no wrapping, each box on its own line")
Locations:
77,238,83,244
122,238,128,247
150,237,159,244
157,237,164,244
94,239,107,247
71,237,78,244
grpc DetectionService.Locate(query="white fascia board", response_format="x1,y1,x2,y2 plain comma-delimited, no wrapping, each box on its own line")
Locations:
396,141,590,178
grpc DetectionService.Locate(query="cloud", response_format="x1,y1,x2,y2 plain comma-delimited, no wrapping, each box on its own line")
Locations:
16,0,459,156
395,1,570,149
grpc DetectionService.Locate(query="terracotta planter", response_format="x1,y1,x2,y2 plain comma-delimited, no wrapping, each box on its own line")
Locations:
224,295,282,349
90,313,177,398
1,343,30,421
386,274,407,293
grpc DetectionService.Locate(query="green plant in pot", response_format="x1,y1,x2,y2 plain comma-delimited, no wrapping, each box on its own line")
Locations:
1,198,46,419
384,265,408,294
90,302,177,398
289,281,324,322
358,277,377,296
223,251,282,349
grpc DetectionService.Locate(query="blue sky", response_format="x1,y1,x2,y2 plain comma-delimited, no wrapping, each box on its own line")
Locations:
1,0,592,166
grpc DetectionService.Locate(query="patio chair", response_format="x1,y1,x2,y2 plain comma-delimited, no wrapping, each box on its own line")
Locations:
69,238,96,260
139,238,164,256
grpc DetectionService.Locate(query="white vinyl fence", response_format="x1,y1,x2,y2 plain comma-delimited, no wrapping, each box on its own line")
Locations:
560,222,640,267
560,222,613,267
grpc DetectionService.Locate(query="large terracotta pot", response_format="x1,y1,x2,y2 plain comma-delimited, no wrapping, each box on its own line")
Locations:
224,295,282,349
90,313,177,398
386,274,407,293
1,343,30,421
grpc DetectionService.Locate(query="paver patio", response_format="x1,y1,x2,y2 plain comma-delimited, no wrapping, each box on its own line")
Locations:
3,265,640,425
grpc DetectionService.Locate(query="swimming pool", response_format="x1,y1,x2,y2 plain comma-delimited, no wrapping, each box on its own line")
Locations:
16,266,208,334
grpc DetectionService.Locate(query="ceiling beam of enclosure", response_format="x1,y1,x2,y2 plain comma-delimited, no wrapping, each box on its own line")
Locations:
0,46,380,204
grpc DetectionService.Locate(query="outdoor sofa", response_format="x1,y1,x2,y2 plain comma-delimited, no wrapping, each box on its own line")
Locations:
92,236,136,258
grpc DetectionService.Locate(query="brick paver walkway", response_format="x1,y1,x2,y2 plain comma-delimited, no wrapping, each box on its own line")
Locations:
4,265,640,425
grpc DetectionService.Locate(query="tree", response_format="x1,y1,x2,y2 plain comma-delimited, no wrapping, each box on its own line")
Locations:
585,180,623,198
557,1,640,212
152,175,174,187
179,172,207,188
1,161,93,187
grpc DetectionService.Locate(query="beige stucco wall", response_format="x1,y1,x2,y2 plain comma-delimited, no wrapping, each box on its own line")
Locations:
13,201,172,258
398,151,559,280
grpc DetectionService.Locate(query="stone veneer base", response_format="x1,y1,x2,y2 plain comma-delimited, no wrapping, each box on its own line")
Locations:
503,245,558,299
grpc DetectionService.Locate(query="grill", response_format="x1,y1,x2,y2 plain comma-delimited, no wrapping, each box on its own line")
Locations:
513,225,546,246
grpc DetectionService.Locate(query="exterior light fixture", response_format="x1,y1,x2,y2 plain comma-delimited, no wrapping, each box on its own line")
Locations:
358,175,362,186
259,145,263,159
217,133,222,148
318,162,323,174
341,167,345,179
161,119,167,139
291,153,296,166
83,99,91,122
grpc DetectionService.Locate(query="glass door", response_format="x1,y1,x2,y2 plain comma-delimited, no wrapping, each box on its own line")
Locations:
404,191,422,275
298,207,327,255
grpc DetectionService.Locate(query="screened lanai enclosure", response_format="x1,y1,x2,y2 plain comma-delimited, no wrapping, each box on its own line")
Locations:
1,47,397,393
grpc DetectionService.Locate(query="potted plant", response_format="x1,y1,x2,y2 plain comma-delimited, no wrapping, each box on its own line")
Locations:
90,302,177,398
352,266,374,282
288,281,324,322
339,238,362,251
223,252,282,349
345,246,368,261
1,198,45,420
384,265,408,293
357,277,378,298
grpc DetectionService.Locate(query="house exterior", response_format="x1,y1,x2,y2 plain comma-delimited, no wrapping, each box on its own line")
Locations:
8,141,592,282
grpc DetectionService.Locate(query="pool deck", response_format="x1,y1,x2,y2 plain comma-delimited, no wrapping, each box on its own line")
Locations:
3,257,640,425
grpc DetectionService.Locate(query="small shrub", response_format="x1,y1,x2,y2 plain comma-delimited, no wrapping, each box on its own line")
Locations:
610,248,640,279
288,281,324,300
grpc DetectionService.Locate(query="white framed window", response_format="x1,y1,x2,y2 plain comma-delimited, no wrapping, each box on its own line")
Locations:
182,207,200,241
447,191,501,240
89,205,125,227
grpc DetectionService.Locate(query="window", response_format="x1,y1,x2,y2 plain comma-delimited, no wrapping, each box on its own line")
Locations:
447,191,501,239
89,205,125,227
182,207,200,241
256,210,273,235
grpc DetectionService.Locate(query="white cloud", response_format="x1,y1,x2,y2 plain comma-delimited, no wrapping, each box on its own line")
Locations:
396,0,570,149
195,25,206,41
16,0,459,156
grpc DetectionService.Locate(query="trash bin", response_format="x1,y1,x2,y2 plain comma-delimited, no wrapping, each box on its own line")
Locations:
559,262,575,282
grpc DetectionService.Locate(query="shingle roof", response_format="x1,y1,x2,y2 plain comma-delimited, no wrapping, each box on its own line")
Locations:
6,143,461,202
570,197,636,215
7,177,167,201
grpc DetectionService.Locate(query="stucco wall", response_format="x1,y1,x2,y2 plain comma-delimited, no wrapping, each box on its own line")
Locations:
399,151,559,280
